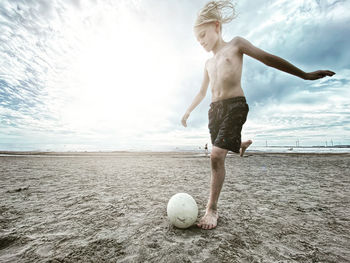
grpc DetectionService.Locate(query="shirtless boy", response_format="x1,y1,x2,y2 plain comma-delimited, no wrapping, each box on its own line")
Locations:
181,0,335,230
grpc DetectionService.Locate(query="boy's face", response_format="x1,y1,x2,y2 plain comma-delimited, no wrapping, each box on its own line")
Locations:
194,22,220,52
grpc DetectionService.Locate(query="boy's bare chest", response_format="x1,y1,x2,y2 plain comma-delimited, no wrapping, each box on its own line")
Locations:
206,46,242,80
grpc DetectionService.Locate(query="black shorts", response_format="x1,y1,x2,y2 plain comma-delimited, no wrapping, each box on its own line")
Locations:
208,96,249,153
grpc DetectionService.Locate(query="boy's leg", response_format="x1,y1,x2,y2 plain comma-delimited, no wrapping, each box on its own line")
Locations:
240,139,253,157
197,146,228,230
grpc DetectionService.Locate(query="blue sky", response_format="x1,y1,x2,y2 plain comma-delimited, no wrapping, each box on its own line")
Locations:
0,0,349,151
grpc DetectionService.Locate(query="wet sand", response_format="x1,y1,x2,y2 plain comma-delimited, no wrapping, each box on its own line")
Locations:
0,152,349,262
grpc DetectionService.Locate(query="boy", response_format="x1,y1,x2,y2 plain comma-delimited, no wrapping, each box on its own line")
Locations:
181,0,335,230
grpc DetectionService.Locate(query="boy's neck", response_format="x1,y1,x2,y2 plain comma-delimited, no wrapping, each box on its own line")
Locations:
212,37,227,55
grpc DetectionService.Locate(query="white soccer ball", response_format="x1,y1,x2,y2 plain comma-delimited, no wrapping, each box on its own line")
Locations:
167,193,198,229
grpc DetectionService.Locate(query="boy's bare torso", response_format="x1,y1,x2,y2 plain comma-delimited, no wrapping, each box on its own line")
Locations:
206,39,245,102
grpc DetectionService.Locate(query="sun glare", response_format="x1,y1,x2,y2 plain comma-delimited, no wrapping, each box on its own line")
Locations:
60,4,180,134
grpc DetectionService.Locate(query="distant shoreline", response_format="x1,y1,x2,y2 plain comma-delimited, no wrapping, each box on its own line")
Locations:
0,151,194,156
1,150,349,157
259,145,350,148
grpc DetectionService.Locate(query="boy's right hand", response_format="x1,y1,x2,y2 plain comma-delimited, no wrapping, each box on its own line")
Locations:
304,70,335,80
181,112,190,127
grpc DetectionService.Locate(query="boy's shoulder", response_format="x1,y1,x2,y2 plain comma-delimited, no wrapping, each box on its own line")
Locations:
228,36,251,54
229,36,246,46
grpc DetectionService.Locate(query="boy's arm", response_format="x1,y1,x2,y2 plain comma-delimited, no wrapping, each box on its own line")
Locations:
235,36,335,80
181,64,209,127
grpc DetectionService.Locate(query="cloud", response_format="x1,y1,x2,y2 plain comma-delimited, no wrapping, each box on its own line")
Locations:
0,0,349,151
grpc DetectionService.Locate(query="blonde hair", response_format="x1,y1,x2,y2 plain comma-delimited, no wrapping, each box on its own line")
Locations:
194,0,237,28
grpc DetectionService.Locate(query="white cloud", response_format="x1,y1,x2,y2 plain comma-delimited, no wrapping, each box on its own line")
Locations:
0,0,349,151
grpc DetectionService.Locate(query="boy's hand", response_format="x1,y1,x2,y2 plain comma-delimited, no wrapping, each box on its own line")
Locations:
304,70,335,80
181,112,190,127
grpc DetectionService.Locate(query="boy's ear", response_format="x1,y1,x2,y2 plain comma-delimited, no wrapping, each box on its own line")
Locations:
215,21,221,33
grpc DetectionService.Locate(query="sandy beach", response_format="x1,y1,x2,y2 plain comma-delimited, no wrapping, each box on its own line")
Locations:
0,151,349,262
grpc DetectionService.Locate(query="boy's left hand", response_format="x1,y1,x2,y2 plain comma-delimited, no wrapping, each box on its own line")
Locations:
181,112,190,127
304,70,336,80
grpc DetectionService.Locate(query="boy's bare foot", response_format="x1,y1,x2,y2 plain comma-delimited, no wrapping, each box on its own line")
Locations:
197,209,219,230
240,139,252,157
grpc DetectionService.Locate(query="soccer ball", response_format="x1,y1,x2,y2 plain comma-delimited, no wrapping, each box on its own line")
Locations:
167,193,198,228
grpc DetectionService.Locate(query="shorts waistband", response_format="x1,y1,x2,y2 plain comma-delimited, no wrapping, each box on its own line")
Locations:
210,96,246,108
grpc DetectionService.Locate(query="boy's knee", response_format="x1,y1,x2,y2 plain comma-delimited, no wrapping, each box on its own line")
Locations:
210,152,224,164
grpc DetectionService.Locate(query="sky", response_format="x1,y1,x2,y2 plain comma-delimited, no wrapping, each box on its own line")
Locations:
0,0,349,151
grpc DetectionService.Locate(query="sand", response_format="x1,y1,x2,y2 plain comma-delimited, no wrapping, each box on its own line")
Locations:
0,152,349,262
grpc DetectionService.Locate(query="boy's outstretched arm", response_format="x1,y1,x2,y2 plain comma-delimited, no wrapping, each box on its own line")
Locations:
235,36,335,80
181,64,209,127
